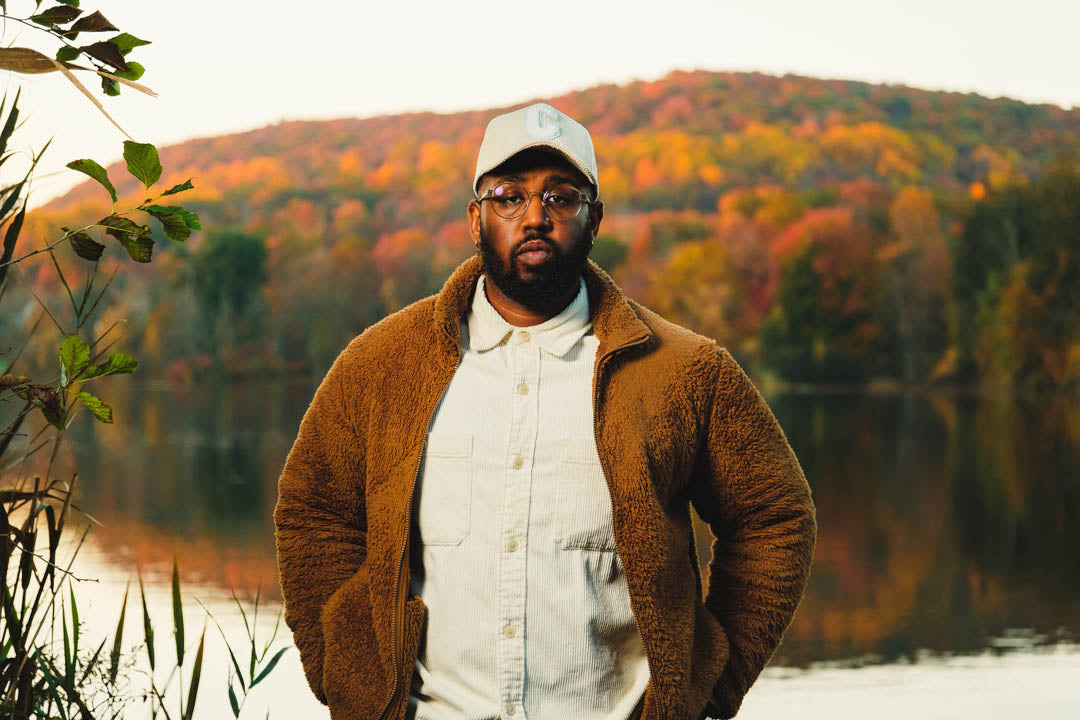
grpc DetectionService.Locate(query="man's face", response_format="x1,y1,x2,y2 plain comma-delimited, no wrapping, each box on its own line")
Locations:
467,150,603,313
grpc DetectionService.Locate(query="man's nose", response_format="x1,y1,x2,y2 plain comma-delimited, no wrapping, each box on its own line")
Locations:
521,191,553,229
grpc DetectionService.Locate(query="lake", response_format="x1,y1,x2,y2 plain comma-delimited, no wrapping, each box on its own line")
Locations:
59,378,1080,718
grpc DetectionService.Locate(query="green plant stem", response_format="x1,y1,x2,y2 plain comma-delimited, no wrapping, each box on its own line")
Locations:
46,246,78,315
0,226,91,269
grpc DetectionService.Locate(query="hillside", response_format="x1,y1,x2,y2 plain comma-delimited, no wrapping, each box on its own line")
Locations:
18,69,1080,388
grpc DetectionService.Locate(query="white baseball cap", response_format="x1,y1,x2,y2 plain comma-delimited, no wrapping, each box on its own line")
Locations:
473,102,599,198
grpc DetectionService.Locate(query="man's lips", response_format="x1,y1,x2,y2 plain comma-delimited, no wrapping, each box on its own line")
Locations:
516,238,554,265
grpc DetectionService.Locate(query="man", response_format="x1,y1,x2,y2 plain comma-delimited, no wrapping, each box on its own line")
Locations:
275,102,816,720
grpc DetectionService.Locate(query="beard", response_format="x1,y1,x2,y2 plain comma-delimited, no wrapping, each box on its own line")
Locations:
477,222,592,313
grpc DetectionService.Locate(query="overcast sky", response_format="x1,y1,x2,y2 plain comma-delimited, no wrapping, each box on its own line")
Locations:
5,0,1079,208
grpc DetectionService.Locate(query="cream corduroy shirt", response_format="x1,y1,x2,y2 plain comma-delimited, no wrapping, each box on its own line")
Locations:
407,274,650,720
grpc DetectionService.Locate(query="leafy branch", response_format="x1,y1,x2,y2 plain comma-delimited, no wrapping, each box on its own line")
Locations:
0,2,157,136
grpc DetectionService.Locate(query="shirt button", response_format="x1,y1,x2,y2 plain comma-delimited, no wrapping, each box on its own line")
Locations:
506,538,518,552
511,455,524,469
503,624,516,638
519,331,531,343
517,382,529,396
506,703,516,715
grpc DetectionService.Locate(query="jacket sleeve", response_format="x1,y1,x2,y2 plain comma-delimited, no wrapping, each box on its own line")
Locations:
691,346,816,719
274,349,367,704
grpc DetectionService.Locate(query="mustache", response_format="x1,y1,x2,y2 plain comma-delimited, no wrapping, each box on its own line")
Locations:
513,235,557,255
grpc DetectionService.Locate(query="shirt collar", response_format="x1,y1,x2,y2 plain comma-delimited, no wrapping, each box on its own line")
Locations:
467,275,592,357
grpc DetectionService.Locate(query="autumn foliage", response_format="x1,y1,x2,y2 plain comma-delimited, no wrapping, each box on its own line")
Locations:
19,70,1080,389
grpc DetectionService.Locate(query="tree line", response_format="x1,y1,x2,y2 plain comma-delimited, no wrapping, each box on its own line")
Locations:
18,70,1080,391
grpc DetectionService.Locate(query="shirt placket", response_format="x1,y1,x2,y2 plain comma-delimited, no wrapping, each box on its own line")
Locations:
497,328,541,718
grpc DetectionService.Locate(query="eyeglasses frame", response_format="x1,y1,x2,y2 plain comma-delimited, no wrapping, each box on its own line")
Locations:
475,182,595,223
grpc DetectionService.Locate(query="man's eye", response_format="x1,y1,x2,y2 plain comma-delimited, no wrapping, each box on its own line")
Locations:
546,193,569,205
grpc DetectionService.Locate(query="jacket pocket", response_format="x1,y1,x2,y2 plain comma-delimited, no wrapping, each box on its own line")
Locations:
554,437,617,552
415,433,472,546
321,565,387,719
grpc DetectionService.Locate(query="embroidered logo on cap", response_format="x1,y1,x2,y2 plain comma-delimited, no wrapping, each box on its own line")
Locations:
524,103,562,140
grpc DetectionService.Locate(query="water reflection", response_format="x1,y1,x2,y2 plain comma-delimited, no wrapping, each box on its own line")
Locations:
767,389,1080,665
67,380,1080,666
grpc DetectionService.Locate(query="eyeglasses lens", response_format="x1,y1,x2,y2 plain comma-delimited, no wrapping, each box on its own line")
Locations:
488,182,583,221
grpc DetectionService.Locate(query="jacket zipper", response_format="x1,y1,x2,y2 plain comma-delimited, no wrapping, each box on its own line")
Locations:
378,348,462,720
591,336,658,716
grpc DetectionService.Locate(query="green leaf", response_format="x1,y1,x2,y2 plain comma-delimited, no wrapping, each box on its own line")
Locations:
112,60,145,82
161,179,194,197
139,573,155,671
98,214,149,235
100,214,154,262
143,204,202,230
39,393,65,429
172,556,184,667
55,46,80,62
78,637,107,689
30,6,82,26
64,227,105,261
228,682,240,717
101,76,120,96
250,647,289,688
66,158,117,202
70,10,117,33
150,210,190,242
183,629,206,720
144,205,201,242
0,177,24,222
109,584,129,684
59,334,90,387
123,140,161,187
108,32,151,55
114,232,153,262
74,390,113,423
222,635,246,692
62,603,72,685
2,206,26,283
0,87,21,159
1,584,23,650
70,586,80,660
34,654,70,720
81,352,137,380
55,0,81,6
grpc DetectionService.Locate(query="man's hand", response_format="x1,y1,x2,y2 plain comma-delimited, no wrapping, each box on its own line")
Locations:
691,347,816,717
274,348,368,703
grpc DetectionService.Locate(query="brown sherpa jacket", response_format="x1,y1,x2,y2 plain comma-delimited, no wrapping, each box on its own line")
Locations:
274,255,816,720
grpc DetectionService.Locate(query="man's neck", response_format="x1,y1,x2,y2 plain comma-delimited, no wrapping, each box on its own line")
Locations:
483,276,579,327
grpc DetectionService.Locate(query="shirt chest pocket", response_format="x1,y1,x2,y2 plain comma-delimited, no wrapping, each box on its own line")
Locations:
553,438,617,552
415,433,472,546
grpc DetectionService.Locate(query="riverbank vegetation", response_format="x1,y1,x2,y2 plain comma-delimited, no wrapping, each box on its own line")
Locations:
1,2,285,716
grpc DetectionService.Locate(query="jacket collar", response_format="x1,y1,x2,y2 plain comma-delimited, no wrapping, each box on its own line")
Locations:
432,255,653,367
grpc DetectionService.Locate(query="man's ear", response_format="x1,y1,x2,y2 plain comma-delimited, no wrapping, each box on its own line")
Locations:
467,199,482,246
588,199,604,239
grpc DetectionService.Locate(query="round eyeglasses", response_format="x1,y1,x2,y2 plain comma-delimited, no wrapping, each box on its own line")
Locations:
477,181,591,222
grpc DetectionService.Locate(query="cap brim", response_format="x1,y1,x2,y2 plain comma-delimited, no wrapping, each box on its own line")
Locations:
474,142,598,197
